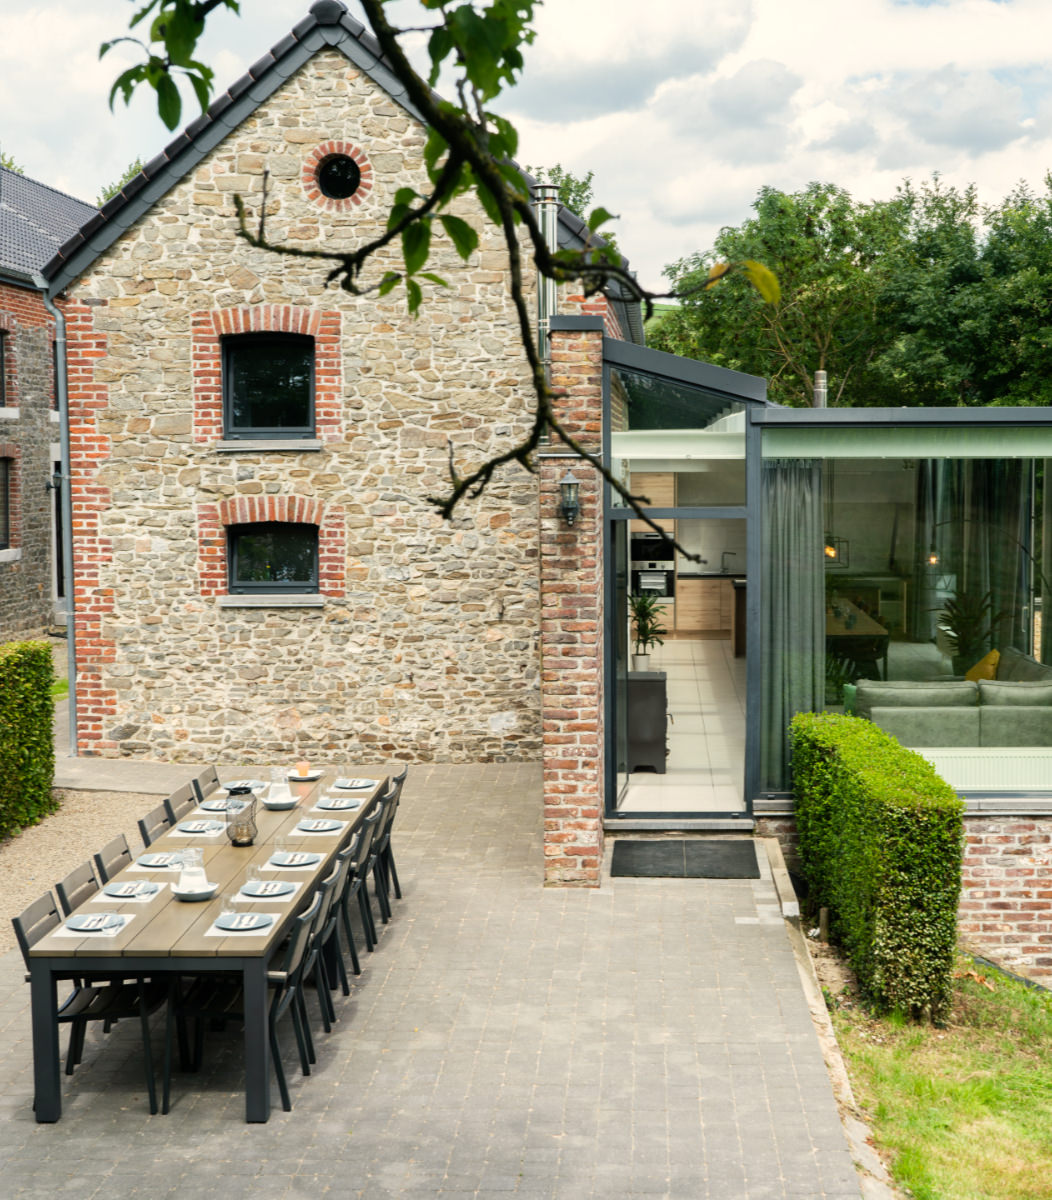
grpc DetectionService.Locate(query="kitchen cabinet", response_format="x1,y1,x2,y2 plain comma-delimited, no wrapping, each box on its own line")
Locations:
675,578,728,633
630,472,675,534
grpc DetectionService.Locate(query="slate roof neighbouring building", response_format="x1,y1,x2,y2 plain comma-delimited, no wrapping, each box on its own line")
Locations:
0,165,96,280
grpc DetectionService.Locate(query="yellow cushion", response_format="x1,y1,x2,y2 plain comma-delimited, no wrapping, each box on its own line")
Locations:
965,649,1000,682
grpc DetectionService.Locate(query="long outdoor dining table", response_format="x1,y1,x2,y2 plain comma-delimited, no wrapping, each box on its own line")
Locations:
29,769,388,1123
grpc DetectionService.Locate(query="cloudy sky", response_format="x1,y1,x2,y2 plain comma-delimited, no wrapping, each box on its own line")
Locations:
1,0,1051,290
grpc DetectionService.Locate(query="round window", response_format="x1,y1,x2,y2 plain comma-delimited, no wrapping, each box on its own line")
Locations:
316,154,362,201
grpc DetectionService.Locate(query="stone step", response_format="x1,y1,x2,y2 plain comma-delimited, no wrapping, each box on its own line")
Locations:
603,817,756,833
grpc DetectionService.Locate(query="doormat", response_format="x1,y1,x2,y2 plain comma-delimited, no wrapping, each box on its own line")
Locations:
610,839,760,879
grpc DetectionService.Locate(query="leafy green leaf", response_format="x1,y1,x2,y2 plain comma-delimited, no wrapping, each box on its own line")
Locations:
420,272,449,288
156,73,182,130
406,277,423,315
377,273,401,298
587,206,615,233
439,214,479,260
475,182,503,229
394,187,418,208
402,219,432,276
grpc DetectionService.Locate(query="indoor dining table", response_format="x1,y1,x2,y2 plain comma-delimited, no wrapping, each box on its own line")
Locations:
29,769,388,1123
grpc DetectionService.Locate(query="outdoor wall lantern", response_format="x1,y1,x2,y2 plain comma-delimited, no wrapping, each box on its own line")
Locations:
559,472,581,526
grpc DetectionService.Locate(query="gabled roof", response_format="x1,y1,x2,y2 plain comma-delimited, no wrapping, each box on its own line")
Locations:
0,165,95,284
43,0,643,342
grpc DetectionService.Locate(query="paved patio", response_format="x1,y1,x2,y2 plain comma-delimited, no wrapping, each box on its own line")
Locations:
1,762,862,1198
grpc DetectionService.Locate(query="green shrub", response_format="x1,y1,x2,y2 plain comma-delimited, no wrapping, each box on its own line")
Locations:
0,640,56,838
791,711,964,1022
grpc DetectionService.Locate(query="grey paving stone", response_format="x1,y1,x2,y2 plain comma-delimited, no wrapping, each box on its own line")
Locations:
0,763,860,1199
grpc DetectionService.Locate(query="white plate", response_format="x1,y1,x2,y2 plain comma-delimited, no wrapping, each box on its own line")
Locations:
334,777,378,790
221,779,266,792
286,769,323,782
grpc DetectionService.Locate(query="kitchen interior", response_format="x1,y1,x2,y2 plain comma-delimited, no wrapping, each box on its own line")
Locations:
622,463,747,815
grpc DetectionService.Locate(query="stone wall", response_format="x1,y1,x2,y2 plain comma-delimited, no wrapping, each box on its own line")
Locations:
64,50,544,762
0,280,55,642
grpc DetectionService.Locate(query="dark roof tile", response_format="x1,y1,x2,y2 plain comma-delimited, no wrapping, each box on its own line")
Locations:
248,52,276,80
143,152,169,179
0,165,96,277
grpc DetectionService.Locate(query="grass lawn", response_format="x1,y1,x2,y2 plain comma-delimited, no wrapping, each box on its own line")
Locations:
827,953,1052,1199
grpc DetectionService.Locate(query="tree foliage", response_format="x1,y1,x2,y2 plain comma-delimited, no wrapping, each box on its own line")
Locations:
654,174,1052,409
653,183,909,407
102,0,775,539
0,147,24,174
96,157,146,206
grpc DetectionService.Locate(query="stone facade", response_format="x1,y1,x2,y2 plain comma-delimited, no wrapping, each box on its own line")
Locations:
0,279,56,642
63,51,553,762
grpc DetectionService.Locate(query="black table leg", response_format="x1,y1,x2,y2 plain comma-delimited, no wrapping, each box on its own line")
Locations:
30,963,60,1122
243,958,270,1122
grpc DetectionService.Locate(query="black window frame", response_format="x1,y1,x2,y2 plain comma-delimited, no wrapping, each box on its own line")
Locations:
227,522,319,594
0,458,10,550
0,331,7,407
222,332,315,440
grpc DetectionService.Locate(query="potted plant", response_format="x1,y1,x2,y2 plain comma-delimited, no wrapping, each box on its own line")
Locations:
938,590,1006,675
629,593,668,671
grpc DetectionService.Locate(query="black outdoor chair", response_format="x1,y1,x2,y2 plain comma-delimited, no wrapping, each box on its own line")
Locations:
351,805,384,952
301,867,342,1034
12,890,164,1112
377,765,408,904
93,833,133,883
163,889,322,1114
190,766,221,804
56,860,100,916
138,802,172,848
164,781,197,823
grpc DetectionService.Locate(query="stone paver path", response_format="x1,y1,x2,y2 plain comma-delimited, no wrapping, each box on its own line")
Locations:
0,763,860,1198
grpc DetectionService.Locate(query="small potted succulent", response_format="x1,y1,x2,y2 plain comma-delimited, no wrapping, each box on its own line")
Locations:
629,593,668,671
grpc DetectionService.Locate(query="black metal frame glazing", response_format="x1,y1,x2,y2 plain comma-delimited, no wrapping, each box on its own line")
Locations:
227,522,319,594
222,333,315,439
0,456,9,549
596,329,768,820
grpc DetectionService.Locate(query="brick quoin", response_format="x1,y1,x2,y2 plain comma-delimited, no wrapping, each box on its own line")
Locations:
64,298,118,754
540,325,605,887
197,494,347,597
191,306,343,443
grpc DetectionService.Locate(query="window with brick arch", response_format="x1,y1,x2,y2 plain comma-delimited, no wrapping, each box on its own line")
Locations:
227,522,318,594
222,333,314,438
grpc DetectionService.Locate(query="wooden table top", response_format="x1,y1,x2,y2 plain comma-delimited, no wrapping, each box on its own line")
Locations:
31,770,389,961
826,597,887,639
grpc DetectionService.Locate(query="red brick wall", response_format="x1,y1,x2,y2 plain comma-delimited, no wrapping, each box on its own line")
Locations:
191,305,343,443
564,290,624,341
64,297,118,752
959,816,1052,985
540,327,605,886
197,493,347,597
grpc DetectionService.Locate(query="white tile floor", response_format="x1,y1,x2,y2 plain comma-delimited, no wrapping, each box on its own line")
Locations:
620,636,748,814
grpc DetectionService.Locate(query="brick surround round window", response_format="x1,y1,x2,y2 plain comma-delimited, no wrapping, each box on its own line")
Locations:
302,142,373,210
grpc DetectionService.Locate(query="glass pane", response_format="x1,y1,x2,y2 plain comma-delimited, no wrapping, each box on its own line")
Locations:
232,525,316,588
613,520,629,805
227,338,312,431
0,459,8,548
760,451,1050,793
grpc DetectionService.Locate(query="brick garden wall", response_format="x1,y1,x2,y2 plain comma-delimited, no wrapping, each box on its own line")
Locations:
758,811,1052,987
0,279,56,642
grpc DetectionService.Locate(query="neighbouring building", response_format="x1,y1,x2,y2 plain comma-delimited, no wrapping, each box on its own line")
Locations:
0,165,94,641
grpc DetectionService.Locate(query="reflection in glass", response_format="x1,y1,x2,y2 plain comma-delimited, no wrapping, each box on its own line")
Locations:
224,335,313,435
229,523,318,592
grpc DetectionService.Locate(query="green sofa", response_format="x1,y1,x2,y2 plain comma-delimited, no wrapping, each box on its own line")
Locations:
855,648,1052,748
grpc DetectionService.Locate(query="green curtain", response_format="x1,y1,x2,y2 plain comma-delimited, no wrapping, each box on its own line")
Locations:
761,460,825,791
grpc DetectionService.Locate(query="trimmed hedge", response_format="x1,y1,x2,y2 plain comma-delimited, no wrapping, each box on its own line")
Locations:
791,711,964,1022
0,640,56,838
